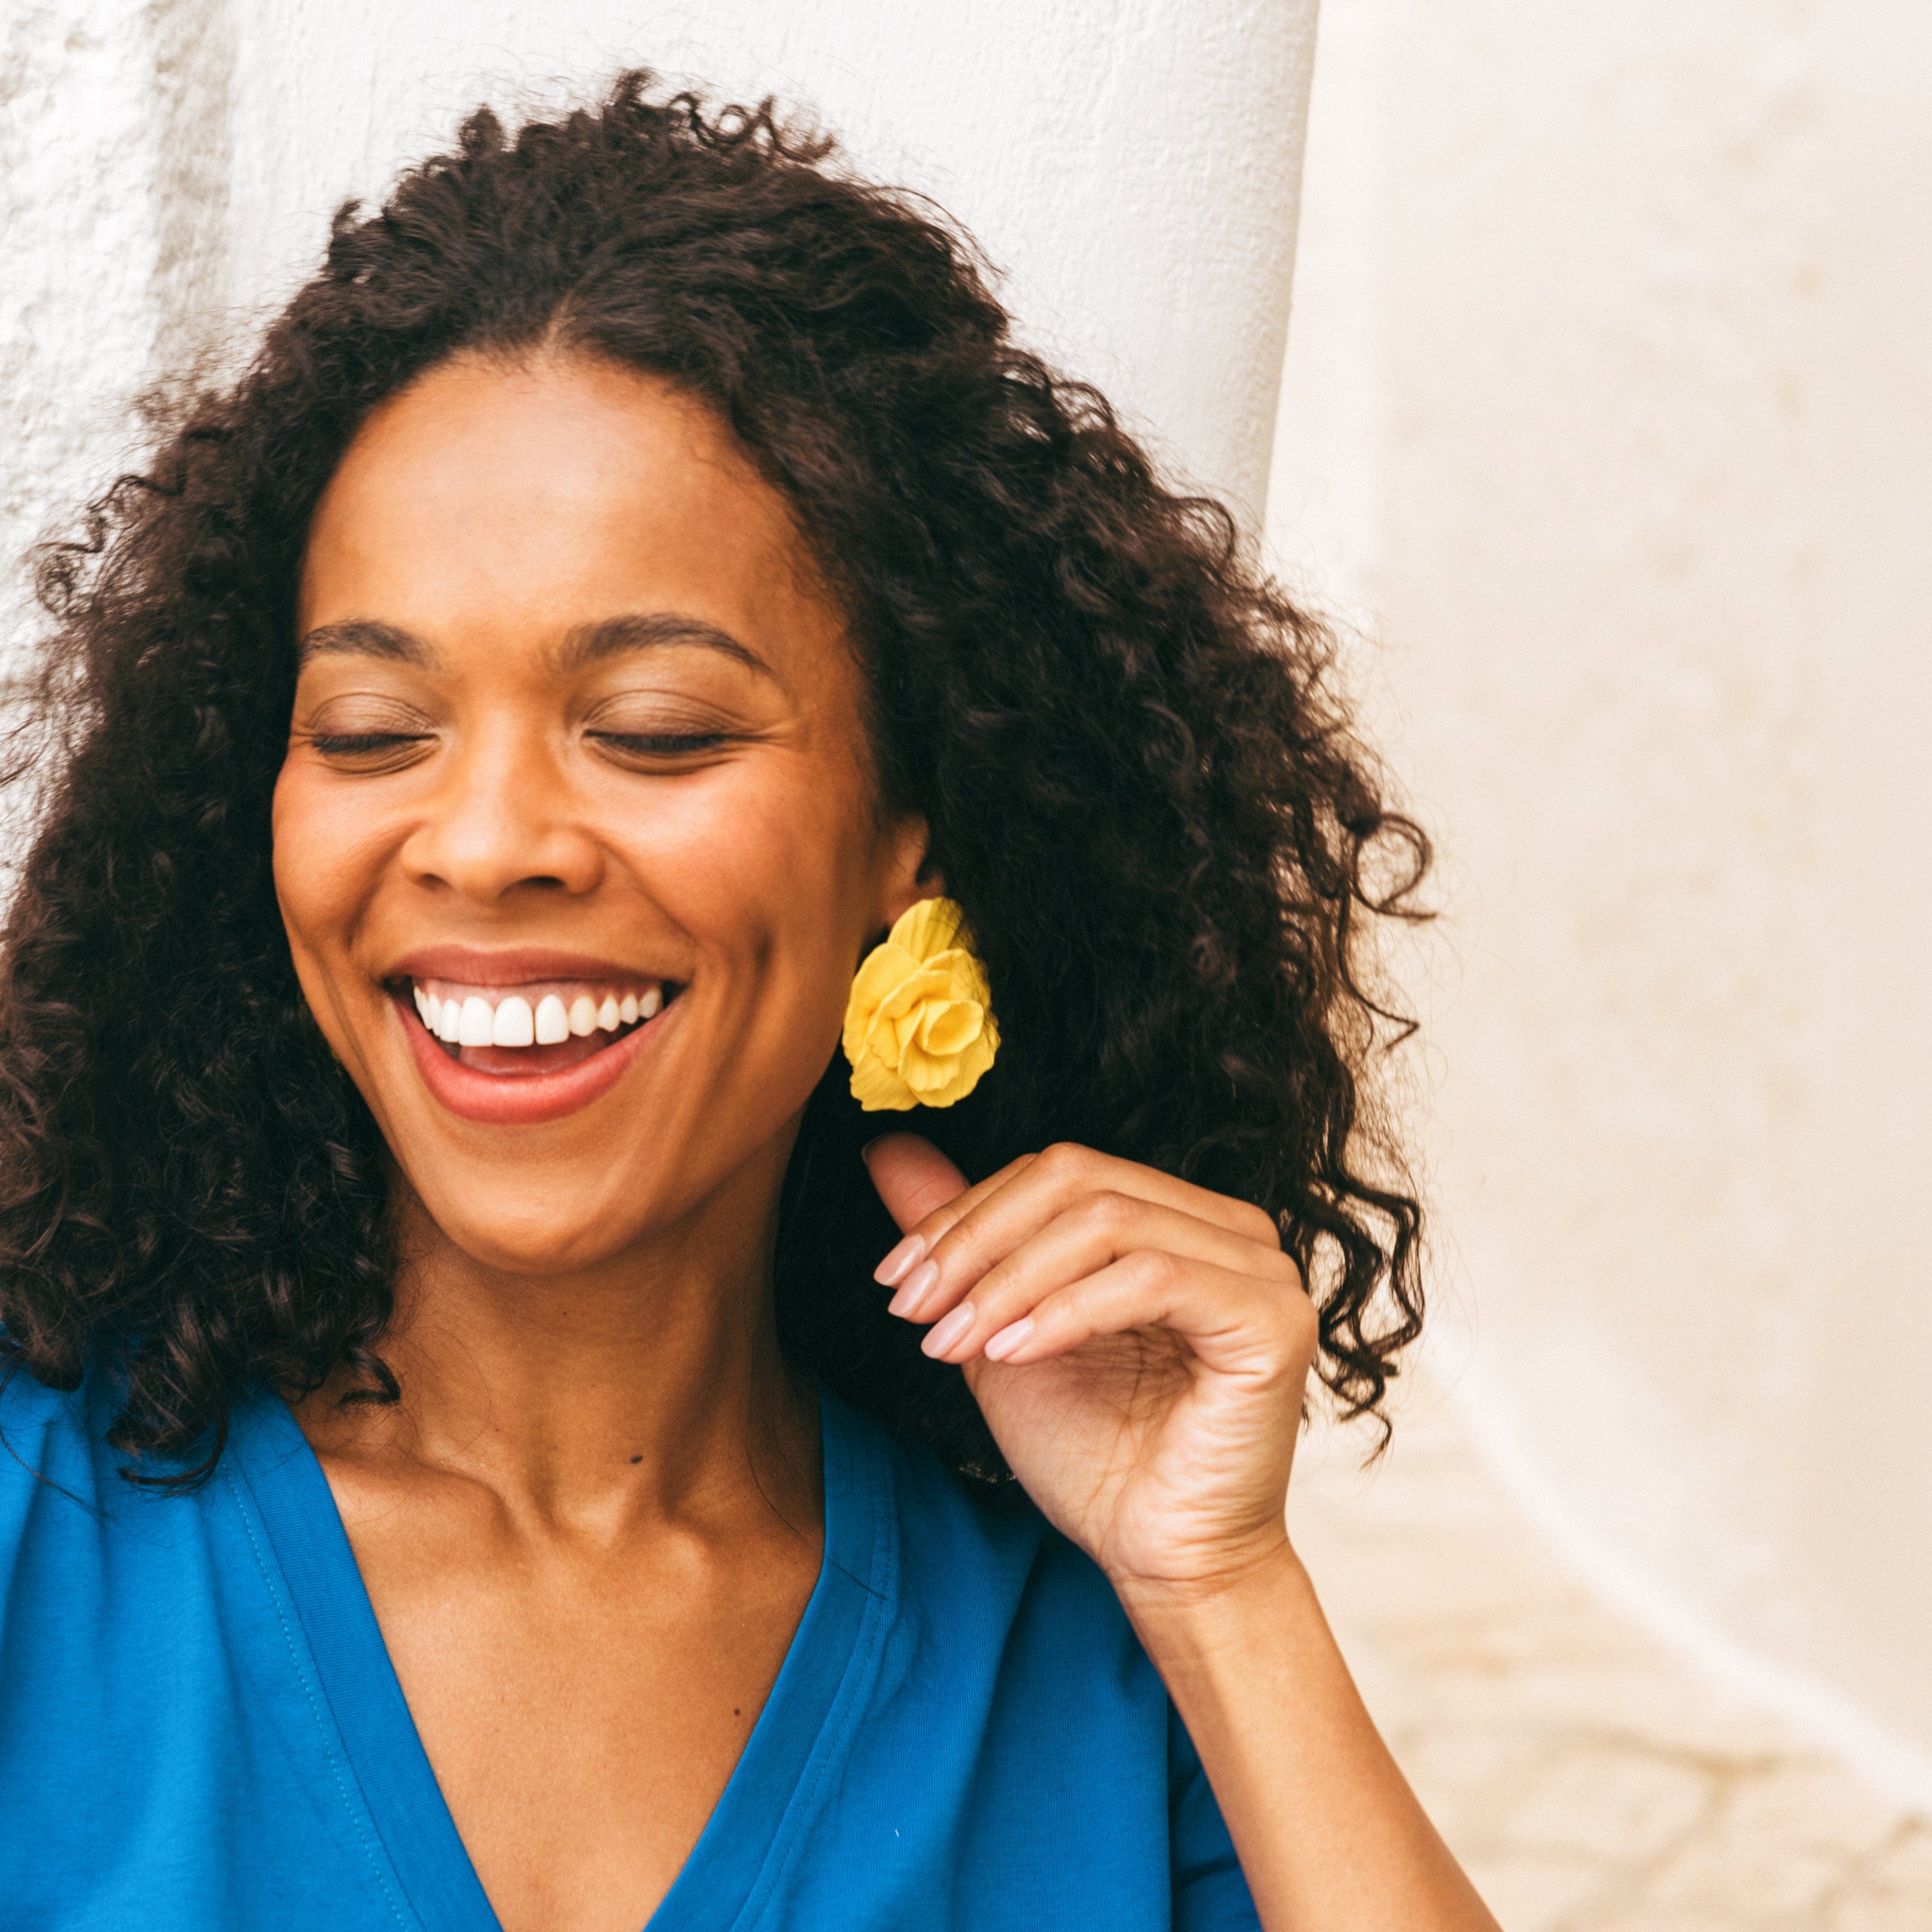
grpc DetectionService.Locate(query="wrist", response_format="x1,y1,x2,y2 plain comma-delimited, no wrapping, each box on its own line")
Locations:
1111,1536,1314,1662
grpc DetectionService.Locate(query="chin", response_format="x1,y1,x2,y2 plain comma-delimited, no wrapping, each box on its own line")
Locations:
395,1169,674,1280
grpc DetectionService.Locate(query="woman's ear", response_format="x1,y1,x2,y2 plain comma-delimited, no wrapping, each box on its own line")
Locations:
878,815,940,929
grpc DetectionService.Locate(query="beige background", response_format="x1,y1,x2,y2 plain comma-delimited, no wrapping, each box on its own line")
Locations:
1269,0,1932,1807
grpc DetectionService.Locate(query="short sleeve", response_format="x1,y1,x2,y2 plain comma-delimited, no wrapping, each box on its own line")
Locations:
1168,1701,1263,1930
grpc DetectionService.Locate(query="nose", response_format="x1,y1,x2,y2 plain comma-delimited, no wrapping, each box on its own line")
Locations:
402,724,604,904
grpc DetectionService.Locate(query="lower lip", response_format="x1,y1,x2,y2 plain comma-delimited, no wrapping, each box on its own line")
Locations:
394,992,670,1126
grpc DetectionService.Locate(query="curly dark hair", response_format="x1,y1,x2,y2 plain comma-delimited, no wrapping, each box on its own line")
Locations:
0,74,1428,1487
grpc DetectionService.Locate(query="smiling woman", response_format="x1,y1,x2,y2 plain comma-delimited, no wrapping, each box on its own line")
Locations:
0,75,1494,1932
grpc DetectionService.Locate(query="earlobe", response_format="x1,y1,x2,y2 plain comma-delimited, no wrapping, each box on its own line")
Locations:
878,815,940,929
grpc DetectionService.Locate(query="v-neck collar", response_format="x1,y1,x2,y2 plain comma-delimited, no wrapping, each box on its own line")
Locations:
224,1384,896,1932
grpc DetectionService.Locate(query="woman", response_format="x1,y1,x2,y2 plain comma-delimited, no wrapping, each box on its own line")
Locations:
0,77,1494,1932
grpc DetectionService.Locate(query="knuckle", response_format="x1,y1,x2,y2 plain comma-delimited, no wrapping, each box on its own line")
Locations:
1263,1244,1303,1289
1280,1290,1320,1352
1039,1141,1099,1189
1074,1189,1136,1236
1238,1200,1284,1247
1128,1246,1181,1293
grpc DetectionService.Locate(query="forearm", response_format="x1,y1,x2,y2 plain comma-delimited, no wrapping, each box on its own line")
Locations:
1120,1544,1499,1932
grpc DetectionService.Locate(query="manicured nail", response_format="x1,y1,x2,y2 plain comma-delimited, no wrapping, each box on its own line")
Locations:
888,1259,940,1320
920,1302,975,1359
982,1317,1033,1362
875,1232,926,1289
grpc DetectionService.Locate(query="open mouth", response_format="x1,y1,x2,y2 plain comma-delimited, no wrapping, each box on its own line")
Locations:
395,974,682,1078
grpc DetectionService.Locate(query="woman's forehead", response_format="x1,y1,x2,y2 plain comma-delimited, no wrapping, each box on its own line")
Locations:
299,352,843,674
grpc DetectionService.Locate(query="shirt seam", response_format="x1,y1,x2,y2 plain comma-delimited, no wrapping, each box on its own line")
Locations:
733,1422,900,1929
221,1456,420,1931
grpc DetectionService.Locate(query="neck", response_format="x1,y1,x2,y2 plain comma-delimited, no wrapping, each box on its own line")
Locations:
296,1134,819,1537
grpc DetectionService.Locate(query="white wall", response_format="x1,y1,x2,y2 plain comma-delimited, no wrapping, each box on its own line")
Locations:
0,0,234,649
1271,0,1932,1804
2,0,1320,657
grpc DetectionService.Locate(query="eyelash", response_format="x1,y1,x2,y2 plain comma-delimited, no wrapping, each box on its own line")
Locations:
309,730,733,760
588,731,733,757
311,732,429,757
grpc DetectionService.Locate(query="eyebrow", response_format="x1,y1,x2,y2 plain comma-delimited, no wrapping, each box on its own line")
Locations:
294,612,776,680
556,612,775,680
295,619,430,667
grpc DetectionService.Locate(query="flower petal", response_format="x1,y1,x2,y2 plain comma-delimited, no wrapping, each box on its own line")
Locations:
914,997,983,1058
890,897,968,963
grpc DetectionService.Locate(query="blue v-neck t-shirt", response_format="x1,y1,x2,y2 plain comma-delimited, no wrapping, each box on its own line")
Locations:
0,1369,1260,1930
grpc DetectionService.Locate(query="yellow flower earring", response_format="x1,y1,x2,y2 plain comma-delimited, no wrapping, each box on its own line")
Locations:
842,898,999,1111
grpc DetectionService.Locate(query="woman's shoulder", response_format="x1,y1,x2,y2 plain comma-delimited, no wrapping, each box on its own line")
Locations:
0,1362,140,1626
0,1359,119,1502
0,1359,250,1558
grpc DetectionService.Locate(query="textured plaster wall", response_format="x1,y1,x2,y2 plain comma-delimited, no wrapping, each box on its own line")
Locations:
2,0,1318,654
1270,0,1932,1799
1,0,233,645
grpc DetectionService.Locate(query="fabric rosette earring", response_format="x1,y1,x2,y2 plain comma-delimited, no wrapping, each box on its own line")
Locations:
841,898,999,1111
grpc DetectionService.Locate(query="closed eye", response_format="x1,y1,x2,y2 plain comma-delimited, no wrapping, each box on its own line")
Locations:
587,730,738,760
307,731,438,774
311,732,433,756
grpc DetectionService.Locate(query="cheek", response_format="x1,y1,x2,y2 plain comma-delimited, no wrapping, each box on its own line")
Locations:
269,765,385,973
615,759,876,991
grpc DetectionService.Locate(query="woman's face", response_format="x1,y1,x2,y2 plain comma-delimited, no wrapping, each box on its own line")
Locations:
275,351,926,1276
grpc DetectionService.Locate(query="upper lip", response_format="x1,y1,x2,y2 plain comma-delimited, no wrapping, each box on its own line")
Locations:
384,945,669,986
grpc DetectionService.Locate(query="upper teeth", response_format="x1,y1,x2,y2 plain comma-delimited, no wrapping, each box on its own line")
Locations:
411,979,663,1049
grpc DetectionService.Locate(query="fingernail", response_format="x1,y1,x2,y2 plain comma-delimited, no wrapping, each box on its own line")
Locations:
875,1233,926,1289
887,1258,940,1319
920,1301,975,1359
982,1317,1033,1362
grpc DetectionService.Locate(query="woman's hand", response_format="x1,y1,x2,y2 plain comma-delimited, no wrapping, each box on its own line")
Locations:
863,1134,1317,1600
866,1135,1500,1932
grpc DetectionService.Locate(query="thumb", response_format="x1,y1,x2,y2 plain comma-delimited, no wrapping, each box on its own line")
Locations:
861,1132,968,1234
